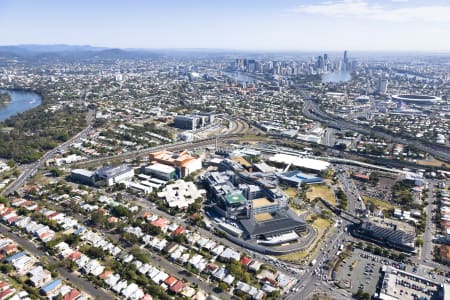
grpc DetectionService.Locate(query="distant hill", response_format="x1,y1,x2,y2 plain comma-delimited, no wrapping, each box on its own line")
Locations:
0,44,255,60
0,44,164,60
13,44,108,52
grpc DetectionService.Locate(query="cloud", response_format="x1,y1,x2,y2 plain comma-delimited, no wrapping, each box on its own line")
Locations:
290,0,450,22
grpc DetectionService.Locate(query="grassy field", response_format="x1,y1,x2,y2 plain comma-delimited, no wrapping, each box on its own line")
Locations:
416,159,450,169
30,173,52,186
362,195,397,211
278,250,308,261
312,217,332,230
280,216,332,262
306,184,337,205
284,187,298,198
289,206,307,216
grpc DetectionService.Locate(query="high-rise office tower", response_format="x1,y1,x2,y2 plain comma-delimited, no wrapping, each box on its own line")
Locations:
343,50,350,71
317,55,324,73
377,78,389,95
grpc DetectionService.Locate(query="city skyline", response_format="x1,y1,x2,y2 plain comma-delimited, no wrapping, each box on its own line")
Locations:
1,0,450,52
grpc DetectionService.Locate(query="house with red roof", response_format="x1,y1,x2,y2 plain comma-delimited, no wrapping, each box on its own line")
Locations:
38,231,54,243
169,281,183,294
0,288,14,300
171,226,184,237
240,256,253,269
5,215,18,225
151,217,169,232
164,276,178,287
0,281,9,291
62,289,81,300
1,208,14,217
68,251,82,261
47,212,61,220
99,270,113,280
107,216,119,223
0,244,18,256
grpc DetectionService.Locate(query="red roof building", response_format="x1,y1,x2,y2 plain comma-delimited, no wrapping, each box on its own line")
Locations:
164,276,178,287
169,281,183,294
171,226,184,237
99,270,113,280
6,216,18,225
107,217,119,223
353,173,370,182
47,212,61,220
68,251,82,261
0,244,18,256
151,217,168,229
240,256,253,267
1,208,14,216
0,288,14,300
0,281,9,291
63,289,81,300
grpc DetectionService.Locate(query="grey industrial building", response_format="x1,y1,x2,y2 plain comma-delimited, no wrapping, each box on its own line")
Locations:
173,113,215,130
352,221,416,253
70,164,134,187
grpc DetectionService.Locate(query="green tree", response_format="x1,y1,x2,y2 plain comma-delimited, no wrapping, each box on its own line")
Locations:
218,282,229,292
229,260,244,279
0,263,13,274
90,210,107,228
7,160,16,168
111,205,131,218
49,167,64,177
86,247,107,259
0,196,9,206
415,238,424,247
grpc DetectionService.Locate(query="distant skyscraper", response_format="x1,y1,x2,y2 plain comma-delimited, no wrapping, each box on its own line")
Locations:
343,50,349,71
317,55,324,73
377,78,389,95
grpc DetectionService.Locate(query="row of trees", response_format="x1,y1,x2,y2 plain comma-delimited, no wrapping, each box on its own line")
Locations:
336,188,348,210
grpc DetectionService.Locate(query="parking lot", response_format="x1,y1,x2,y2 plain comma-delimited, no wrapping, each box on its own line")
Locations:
380,265,441,300
334,246,450,297
334,248,383,296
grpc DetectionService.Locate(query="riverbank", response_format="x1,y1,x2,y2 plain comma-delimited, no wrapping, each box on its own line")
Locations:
0,89,43,121
0,92,11,103
0,87,87,163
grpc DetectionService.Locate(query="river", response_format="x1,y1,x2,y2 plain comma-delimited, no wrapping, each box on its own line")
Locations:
321,71,351,83
0,89,43,121
222,71,260,83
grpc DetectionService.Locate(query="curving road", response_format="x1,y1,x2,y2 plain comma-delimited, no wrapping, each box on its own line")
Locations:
303,100,450,163
1,109,96,196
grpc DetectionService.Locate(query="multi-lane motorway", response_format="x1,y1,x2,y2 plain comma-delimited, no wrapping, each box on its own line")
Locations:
303,100,450,163
1,109,95,196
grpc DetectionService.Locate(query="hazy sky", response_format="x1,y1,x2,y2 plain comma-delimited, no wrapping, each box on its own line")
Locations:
1,0,450,51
